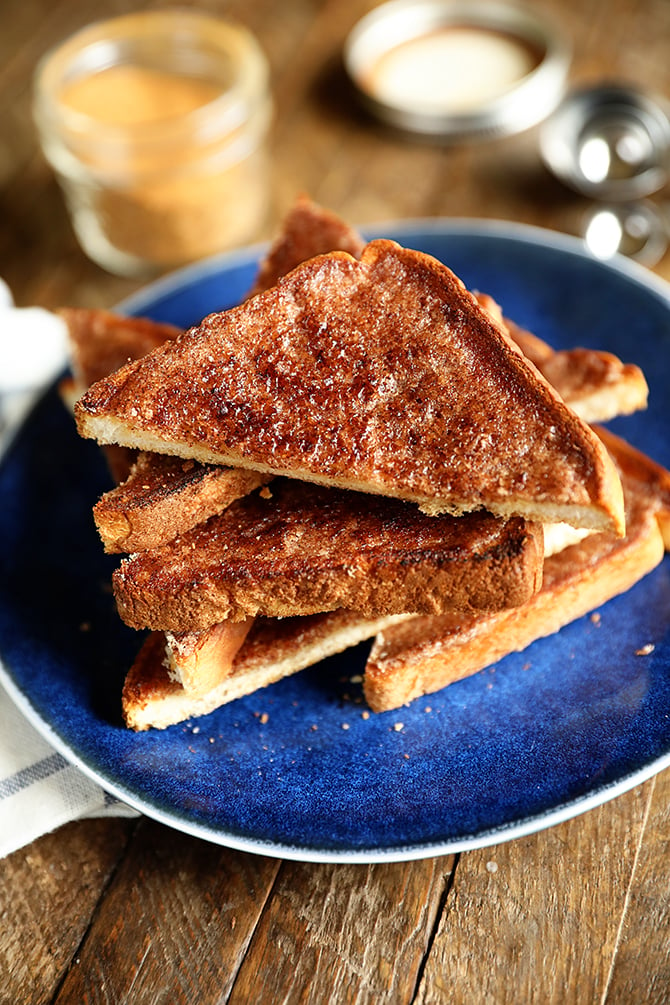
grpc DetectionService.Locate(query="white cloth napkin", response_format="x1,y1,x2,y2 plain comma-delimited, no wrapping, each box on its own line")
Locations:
0,683,139,858
0,281,139,858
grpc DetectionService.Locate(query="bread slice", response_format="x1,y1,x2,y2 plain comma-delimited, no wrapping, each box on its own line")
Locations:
122,443,666,730
93,451,271,553
113,478,543,632
247,193,365,297
476,294,648,424
63,292,645,546
75,239,625,535
162,619,254,693
122,611,407,731
254,211,648,425
363,455,668,712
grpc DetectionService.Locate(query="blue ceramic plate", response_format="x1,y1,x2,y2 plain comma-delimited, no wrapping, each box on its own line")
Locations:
1,220,670,863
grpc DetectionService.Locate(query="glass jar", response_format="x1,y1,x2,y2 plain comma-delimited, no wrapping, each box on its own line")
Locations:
33,11,273,277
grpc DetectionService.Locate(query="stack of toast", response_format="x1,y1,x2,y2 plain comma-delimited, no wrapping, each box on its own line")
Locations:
61,196,669,730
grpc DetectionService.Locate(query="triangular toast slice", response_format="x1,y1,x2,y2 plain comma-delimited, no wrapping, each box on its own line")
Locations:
121,444,666,730
77,293,645,552
254,200,647,423
363,451,668,712
75,240,625,534
247,193,365,297
122,611,406,731
112,479,543,632
93,452,271,553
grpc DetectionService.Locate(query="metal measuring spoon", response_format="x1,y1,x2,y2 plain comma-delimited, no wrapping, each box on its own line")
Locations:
582,201,668,267
540,83,670,201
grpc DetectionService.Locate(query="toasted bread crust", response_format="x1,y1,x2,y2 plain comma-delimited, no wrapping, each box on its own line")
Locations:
247,193,365,298
112,479,543,632
75,240,625,534
364,472,664,712
122,611,407,730
60,308,181,390
94,451,271,552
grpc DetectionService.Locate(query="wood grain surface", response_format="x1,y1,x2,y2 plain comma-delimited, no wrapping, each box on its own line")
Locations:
1,1,669,1002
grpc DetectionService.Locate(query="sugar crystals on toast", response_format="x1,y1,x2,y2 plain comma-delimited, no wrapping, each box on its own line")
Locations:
58,196,666,731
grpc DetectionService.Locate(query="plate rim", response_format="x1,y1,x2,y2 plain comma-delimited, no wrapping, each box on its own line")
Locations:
2,657,670,863
118,216,670,318
2,216,669,863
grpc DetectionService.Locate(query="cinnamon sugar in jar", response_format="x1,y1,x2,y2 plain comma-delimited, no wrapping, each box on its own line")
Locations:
34,11,272,276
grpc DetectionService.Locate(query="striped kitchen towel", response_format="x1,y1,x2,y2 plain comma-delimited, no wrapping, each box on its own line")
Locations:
0,680,138,858
0,289,139,858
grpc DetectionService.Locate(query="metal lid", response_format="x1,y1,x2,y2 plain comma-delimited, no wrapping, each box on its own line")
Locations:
344,1,571,139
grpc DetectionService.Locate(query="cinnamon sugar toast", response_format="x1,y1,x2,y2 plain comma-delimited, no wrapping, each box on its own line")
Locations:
247,193,365,297
122,611,407,731
363,447,668,713
75,239,625,535
122,442,667,729
162,619,254,693
112,479,544,632
114,347,655,723
81,291,645,552
255,201,647,423
93,451,271,553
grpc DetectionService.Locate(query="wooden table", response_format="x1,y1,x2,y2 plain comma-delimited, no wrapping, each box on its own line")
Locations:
2,1,669,1001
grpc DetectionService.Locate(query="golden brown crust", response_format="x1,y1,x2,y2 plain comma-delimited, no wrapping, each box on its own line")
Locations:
164,619,254,692
247,194,365,298
112,479,543,632
122,611,406,730
59,308,181,390
75,240,625,534
94,451,271,552
364,471,664,712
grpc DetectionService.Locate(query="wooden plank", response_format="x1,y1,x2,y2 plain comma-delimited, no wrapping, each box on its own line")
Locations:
228,855,454,1004
412,783,656,1004
602,766,670,1004
53,819,280,1004
0,819,135,1005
